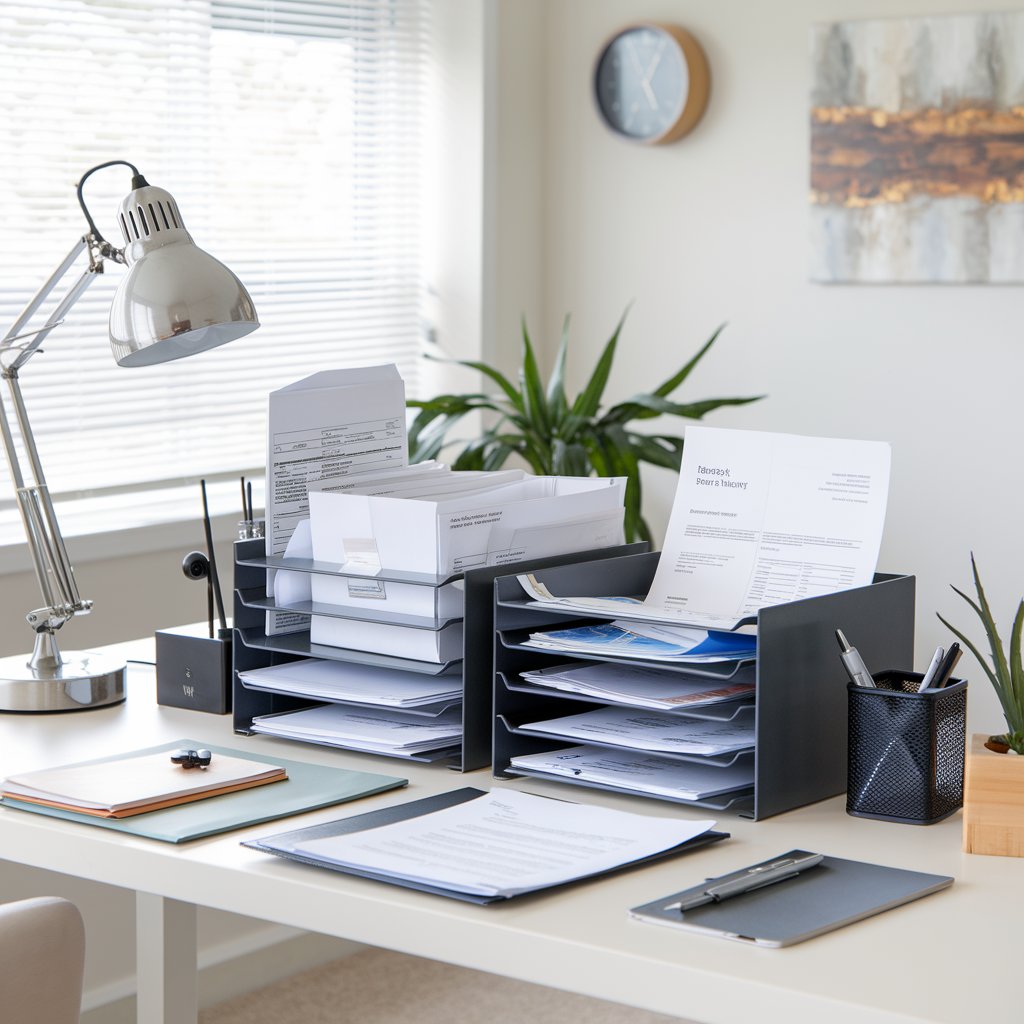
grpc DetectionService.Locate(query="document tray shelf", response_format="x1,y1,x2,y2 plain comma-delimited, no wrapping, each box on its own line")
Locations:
504,766,754,812
234,539,648,771
236,588,462,630
497,712,756,768
492,551,916,820
497,672,756,723
497,629,753,681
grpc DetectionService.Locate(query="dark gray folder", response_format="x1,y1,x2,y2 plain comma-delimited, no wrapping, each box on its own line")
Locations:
245,786,729,904
630,854,952,946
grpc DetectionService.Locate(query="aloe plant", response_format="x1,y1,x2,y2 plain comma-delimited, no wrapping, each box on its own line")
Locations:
407,310,763,542
938,554,1024,754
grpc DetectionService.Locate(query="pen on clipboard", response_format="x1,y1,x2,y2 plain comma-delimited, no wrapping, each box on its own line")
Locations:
669,852,825,913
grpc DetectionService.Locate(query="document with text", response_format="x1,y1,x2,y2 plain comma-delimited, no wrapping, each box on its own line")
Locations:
293,789,716,898
518,427,890,630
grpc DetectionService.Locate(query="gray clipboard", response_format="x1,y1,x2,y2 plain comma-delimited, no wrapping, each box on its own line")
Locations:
630,852,953,947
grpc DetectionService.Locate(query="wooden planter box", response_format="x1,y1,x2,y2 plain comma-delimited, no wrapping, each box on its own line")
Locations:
963,733,1024,857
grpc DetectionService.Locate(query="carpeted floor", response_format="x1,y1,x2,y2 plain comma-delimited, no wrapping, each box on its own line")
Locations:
200,947,688,1024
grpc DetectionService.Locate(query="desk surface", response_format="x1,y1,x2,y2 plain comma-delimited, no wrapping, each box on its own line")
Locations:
0,649,1015,1024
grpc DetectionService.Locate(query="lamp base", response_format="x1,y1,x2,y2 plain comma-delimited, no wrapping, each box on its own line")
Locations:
0,649,126,712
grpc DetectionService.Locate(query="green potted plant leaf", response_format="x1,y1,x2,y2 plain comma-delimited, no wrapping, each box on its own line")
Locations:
407,308,763,542
938,554,1024,754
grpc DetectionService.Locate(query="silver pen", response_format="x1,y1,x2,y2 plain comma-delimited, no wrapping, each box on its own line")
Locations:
835,629,876,688
674,851,825,912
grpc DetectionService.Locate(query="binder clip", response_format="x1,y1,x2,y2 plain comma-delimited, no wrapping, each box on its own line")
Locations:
171,748,213,770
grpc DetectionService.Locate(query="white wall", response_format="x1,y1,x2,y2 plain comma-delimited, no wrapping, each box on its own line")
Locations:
511,0,1023,736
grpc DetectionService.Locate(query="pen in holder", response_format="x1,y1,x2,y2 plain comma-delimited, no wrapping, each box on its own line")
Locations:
847,670,967,824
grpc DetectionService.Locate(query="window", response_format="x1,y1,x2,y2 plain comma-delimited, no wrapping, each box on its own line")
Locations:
0,0,430,544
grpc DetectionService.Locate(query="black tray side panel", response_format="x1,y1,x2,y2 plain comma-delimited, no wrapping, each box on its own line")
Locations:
753,573,916,820
460,542,647,772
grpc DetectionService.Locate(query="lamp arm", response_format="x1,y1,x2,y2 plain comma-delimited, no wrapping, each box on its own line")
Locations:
0,236,118,636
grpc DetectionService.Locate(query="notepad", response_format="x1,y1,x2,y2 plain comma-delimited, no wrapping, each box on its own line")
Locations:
2,750,286,818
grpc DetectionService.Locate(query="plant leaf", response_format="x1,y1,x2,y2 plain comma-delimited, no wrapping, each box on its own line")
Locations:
936,613,1008,713
652,322,726,397
546,314,570,427
970,553,1012,694
519,318,551,435
425,353,525,414
1009,599,1024,735
570,307,627,420
626,433,684,471
603,393,764,425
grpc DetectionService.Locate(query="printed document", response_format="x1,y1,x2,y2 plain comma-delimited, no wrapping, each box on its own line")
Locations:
519,663,755,709
509,746,753,800
519,427,890,629
293,788,716,897
520,707,756,756
265,365,407,632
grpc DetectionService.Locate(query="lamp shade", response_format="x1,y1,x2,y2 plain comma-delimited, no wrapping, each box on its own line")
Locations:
109,182,259,367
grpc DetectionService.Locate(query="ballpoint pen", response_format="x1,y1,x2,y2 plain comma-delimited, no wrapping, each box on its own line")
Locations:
835,629,876,687
673,851,825,912
917,645,945,692
926,643,962,690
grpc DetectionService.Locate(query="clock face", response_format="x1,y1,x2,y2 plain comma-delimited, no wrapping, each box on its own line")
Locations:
594,25,705,143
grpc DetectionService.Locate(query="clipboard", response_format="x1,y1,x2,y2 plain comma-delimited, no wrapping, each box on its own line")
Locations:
629,851,953,946
245,787,729,904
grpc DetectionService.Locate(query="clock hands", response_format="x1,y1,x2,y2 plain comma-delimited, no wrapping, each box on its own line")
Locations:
626,36,667,113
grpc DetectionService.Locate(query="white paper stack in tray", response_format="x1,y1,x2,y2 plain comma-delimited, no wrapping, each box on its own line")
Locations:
511,660,756,800
251,705,463,759
238,659,462,714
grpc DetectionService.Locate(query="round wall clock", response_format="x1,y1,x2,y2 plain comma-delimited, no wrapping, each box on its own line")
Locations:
593,24,710,145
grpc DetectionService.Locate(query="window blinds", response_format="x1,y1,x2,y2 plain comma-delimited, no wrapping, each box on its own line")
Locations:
0,0,429,538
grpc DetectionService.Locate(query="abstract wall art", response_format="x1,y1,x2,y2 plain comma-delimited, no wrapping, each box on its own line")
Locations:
810,12,1024,283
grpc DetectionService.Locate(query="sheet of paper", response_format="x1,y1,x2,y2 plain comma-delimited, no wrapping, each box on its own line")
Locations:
645,426,891,623
266,364,407,632
2,751,284,813
294,788,716,897
238,658,462,708
515,427,890,629
486,508,625,566
251,704,462,754
519,663,755,709
522,621,756,663
509,746,753,800
521,707,756,755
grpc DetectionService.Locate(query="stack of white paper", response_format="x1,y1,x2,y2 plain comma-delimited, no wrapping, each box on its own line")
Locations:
251,705,462,757
521,621,757,663
518,663,754,710
293,788,717,898
238,659,462,710
520,707,755,756
509,746,754,801
309,472,627,577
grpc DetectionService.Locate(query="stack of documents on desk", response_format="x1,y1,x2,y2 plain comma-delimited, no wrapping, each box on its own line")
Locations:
251,704,462,758
510,747,753,800
309,469,626,577
1,750,286,819
520,707,755,756
252,788,722,902
519,662,755,709
238,658,462,713
522,622,757,663
517,426,891,630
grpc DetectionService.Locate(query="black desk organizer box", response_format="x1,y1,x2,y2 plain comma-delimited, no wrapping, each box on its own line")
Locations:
847,670,967,825
232,537,645,771
492,550,916,820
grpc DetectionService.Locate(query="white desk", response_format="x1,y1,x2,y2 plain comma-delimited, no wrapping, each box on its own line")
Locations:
0,658,1015,1024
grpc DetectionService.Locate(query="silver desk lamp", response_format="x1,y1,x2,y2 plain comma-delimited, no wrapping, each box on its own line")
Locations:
0,160,259,713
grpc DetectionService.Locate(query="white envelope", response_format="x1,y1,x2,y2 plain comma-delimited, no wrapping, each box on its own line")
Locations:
309,616,465,663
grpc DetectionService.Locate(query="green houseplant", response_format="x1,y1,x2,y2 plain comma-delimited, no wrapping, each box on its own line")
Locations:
938,554,1024,754
407,310,763,542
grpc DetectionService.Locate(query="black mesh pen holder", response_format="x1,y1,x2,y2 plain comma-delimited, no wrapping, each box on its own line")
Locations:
847,670,967,824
